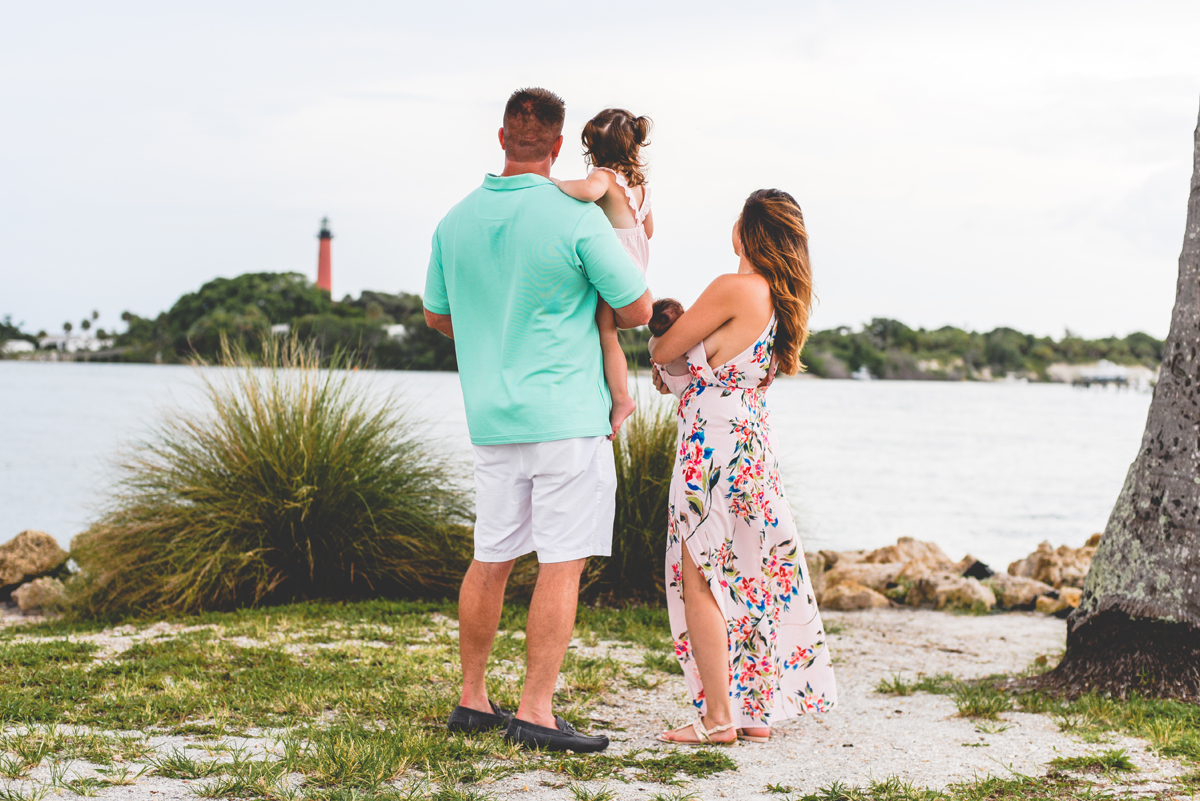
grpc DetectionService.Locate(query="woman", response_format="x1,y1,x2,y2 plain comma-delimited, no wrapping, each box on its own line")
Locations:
649,189,837,745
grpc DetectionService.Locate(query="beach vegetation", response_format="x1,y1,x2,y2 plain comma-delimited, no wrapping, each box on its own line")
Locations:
586,393,677,604
66,337,473,617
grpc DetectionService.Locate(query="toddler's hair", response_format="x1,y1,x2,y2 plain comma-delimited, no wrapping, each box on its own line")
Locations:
582,109,652,187
648,298,684,337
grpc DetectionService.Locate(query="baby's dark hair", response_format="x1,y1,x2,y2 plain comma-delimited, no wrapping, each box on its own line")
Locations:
582,109,652,187
648,298,684,337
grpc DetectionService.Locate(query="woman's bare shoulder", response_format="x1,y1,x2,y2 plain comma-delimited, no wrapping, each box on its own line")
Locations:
707,272,770,300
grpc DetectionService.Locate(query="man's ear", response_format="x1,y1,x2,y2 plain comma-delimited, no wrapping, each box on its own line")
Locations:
498,127,506,151
550,134,564,159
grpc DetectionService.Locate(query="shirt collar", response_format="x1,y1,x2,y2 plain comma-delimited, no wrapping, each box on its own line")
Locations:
482,173,552,191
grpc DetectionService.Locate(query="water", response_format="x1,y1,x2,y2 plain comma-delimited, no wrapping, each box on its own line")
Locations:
0,362,1151,570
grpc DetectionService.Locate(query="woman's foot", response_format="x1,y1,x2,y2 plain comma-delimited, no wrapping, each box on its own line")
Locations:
657,716,737,745
737,726,771,742
609,396,637,440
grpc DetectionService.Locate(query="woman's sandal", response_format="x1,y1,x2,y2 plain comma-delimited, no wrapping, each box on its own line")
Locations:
736,728,770,743
656,720,737,746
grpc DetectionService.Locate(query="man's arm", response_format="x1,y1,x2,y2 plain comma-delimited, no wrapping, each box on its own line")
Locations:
425,310,453,339
612,289,653,329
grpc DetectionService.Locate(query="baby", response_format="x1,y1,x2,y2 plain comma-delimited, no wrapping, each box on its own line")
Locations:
648,298,690,376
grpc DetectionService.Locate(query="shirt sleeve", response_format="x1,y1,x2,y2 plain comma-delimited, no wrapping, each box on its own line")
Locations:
573,207,647,308
423,226,451,315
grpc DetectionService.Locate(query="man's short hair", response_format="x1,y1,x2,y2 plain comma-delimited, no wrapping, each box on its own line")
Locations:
503,87,565,162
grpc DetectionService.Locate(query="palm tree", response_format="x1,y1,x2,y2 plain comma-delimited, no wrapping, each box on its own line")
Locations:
1033,98,1200,701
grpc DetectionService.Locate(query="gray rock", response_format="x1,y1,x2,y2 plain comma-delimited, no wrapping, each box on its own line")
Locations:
906,573,996,612
985,573,1054,610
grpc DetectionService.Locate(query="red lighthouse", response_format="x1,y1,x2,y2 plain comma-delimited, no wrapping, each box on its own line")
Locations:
316,217,333,294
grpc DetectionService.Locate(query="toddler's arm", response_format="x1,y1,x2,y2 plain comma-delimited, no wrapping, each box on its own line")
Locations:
551,172,609,203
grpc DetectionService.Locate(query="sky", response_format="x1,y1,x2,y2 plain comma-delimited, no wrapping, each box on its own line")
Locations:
2,0,1198,340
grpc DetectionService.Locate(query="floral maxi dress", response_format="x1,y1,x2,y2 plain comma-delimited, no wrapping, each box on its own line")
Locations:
659,315,837,727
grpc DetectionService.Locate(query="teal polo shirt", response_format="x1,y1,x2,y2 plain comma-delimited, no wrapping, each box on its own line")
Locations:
424,173,648,446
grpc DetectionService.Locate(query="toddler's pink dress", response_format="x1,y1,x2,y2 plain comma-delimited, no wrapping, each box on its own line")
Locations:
590,167,651,274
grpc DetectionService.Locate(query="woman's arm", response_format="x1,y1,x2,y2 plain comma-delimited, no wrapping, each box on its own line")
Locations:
551,171,609,203
644,208,654,239
648,274,741,365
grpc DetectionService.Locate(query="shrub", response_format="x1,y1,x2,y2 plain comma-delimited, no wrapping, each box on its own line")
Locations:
583,391,678,605
68,338,473,617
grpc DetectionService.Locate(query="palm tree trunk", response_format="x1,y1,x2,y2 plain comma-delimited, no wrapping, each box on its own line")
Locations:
1034,98,1200,701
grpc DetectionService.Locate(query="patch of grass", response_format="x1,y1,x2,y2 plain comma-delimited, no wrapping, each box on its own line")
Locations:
642,651,684,675
1048,748,1136,774
568,784,617,801
647,791,699,801
824,620,846,635
875,674,916,696
767,783,796,793
951,683,1012,720
150,748,225,779
67,337,474,618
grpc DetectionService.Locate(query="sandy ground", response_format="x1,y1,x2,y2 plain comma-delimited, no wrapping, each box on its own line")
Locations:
2,607,1195,800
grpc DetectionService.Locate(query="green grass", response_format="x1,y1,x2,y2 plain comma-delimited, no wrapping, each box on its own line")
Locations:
0,599,733,801
1048,748,1136,774
66,337,474,617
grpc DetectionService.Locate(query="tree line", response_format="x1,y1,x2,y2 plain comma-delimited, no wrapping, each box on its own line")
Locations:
4,272,1162,379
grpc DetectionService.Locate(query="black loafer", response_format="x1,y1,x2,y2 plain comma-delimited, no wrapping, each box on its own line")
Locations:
447,700,513,733
503,715,610,753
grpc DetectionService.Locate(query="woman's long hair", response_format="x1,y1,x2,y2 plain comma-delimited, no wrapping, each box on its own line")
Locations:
582,109,652,186
738,189,814,375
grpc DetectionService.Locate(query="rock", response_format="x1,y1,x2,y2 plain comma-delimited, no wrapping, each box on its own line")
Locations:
0,530,68,596
11,577,66,615
961,559,994,580
823,562,903,594
1007,539,1097,589
863,537,954,566
820,582,891,610
906,573,996,612
984,574,1055,610
1036,587,1082,618
805,552,827,601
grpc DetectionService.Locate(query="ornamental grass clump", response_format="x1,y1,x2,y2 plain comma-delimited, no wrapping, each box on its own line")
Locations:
69,338,472,617
582,392,677,605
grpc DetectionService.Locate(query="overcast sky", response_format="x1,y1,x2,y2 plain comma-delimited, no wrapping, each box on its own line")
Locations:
2,0,1198,339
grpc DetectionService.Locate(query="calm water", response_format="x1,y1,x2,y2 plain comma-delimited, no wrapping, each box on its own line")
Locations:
0,362,1151,570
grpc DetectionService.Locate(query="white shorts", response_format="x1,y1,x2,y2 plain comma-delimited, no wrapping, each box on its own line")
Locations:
472,436,616,564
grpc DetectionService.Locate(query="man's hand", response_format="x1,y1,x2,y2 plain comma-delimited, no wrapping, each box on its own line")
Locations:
613,290,653,329
425,309,454,340
757,357,779,389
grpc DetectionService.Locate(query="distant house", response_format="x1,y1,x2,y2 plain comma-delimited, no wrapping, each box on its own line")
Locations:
38,334,114,353
1,340,35,354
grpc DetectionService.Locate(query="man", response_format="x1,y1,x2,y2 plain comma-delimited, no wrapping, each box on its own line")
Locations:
424,87,652,753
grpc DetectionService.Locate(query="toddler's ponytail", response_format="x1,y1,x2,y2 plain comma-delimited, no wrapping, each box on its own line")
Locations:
581,108,652,187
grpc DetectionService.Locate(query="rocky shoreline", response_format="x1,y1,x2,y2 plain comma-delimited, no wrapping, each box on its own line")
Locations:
2,527,1097,620
809,534,1099,617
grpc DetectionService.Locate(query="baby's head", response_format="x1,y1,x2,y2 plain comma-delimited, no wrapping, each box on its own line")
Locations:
648,298,684,337
582,109,653,187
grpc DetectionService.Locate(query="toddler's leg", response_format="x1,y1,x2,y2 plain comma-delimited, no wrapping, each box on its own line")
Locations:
597,299,636,440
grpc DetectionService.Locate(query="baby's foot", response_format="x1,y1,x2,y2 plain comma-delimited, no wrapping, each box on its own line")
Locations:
608,396,637,441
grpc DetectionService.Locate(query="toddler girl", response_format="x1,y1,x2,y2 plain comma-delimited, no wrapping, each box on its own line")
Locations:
553,108,653,438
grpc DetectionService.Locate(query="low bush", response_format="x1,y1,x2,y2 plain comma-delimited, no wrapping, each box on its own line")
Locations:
584,392,677,605
68,338,473,617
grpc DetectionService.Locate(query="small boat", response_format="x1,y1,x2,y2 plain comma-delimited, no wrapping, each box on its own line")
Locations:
851,365,873,381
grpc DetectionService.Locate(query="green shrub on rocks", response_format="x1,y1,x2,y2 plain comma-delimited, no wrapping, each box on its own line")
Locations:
68,338,473,617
